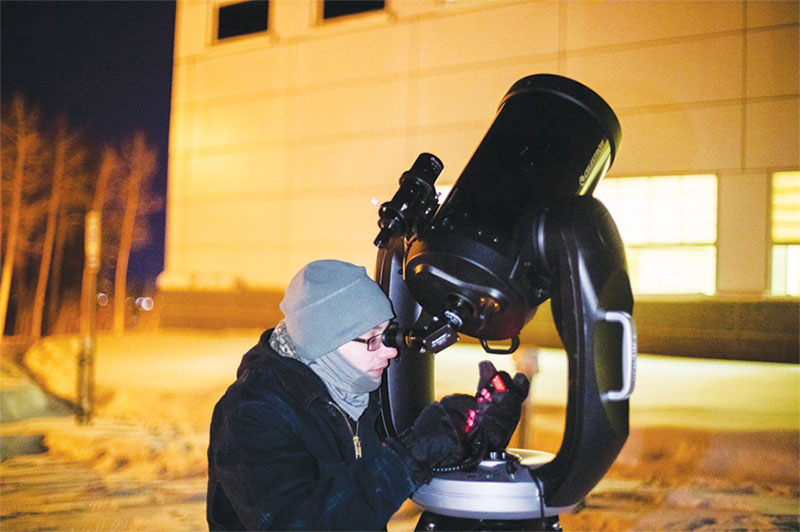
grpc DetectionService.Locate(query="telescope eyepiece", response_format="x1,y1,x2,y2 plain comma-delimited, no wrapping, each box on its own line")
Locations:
406,152,443,185
381,321,403,349
374,153,444,248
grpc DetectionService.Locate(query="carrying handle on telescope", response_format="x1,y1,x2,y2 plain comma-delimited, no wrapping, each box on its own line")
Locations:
531,196,635,509
479,336,520,354
601,311,637,401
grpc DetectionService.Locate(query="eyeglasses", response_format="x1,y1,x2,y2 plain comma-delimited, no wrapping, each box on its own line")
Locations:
351,332,385,351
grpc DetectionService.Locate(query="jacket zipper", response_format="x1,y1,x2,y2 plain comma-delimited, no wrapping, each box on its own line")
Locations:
328,401,362,459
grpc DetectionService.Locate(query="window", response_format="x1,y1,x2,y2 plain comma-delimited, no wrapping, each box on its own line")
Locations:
217,0,269,40
322,0,384,20
771,171,800,296
594,175,718,295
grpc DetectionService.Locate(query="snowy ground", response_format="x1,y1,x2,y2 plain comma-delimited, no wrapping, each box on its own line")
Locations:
1,329,798,531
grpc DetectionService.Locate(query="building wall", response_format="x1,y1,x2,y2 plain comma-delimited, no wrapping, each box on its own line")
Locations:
161,0,799,295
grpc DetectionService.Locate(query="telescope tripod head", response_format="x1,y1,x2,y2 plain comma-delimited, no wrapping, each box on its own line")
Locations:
373,75,637,526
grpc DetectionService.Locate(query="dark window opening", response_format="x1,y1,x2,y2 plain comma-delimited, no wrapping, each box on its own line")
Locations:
323,0,385,20
218,0,269,40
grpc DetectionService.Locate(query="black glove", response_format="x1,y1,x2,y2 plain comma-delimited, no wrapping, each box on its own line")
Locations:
473,361,530,451
386,393,477,486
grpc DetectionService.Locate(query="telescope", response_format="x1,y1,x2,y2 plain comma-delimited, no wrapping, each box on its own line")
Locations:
374,74,636,530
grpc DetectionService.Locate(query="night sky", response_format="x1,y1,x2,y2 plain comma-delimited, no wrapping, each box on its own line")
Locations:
1,0,176,283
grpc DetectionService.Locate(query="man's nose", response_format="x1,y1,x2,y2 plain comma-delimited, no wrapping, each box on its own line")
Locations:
380,343,398,359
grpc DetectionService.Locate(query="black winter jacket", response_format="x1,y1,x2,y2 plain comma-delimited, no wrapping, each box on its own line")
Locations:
207,329,415,530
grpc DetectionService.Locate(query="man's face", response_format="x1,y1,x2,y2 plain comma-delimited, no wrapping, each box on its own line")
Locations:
337,320,398,379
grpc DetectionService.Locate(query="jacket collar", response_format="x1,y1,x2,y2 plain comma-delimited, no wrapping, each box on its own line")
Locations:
254,329,331,409
244,329,382,420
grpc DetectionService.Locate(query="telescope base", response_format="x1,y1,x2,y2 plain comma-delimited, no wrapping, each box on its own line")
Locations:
411,450,568,528
414,511,561,531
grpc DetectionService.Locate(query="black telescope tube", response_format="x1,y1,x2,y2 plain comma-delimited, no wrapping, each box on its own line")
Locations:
404,74,622,340
432,74,621,251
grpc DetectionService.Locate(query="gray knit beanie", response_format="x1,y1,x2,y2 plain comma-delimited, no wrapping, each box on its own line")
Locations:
279,260,395,361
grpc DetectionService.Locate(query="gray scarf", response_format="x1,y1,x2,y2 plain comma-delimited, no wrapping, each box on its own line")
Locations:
270,321,379,420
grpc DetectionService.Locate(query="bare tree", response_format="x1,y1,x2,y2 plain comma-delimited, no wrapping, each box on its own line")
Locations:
0,94,44,338
29,122,64,339
45,133,93,333
46,193,81,330
113,132,157,334
30,117,87,339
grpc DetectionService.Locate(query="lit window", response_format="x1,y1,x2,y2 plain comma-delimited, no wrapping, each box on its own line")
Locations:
322,0,384,20
771,171,800,297
217,0,269,41
594,175,718,295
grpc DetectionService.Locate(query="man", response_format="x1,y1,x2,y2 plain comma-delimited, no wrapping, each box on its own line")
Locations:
207,260,527,530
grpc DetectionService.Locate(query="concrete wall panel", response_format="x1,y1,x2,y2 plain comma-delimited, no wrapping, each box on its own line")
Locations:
287,242,380,287
613,104,742,175
290,136,407,192
193,46,290,101
171,62,195,106
746,0,799,28
288,195,379,247
183,199,287,246
294,80,407,138
174,1,209,59
192,95,289,149
745,98,800,169
296,25,410,87
168,105,195,154
565,0,743,50
272,0,314,39
717,171,770,295
178,245,286,287
417,2,560,71
566,34,743,110
746,26,800,98
187,148,289,197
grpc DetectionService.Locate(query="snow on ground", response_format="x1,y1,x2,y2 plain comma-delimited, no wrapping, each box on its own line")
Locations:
3,329,799,531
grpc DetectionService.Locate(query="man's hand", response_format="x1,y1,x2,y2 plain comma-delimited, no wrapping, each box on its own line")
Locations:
473,361,530,451
386,393,477,486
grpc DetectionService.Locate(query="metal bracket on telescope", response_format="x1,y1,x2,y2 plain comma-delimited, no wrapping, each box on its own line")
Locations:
382,311,462,354
420,315,460,353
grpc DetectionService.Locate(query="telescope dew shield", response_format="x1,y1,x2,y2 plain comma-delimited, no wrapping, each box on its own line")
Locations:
404,74,622,340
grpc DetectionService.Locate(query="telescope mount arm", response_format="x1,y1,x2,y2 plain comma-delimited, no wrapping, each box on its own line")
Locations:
374,236,436,438
531,195,636,509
